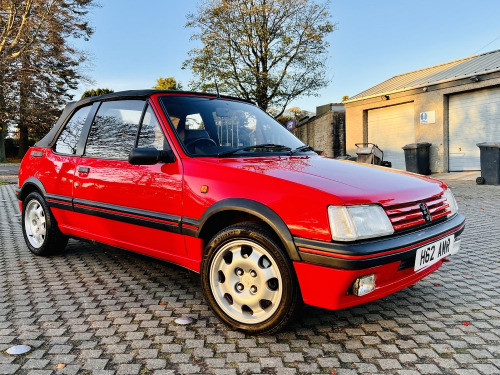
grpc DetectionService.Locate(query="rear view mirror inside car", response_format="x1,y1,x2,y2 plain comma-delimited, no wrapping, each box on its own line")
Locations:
215,107,232,117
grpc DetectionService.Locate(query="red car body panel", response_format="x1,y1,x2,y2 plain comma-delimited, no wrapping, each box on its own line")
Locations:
180,156,448,242
294,258,444,310
72,158,183,249
17,91,466,314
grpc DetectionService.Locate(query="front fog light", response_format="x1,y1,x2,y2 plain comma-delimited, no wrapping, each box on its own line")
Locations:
352,274,376,296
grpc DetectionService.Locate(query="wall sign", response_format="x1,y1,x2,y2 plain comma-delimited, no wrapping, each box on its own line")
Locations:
420,111,436,124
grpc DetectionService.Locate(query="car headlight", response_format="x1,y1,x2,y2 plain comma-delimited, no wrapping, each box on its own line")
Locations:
328,205,394,242
442,188,458,218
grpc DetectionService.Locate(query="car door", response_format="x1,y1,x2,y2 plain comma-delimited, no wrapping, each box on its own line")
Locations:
72,99,186,261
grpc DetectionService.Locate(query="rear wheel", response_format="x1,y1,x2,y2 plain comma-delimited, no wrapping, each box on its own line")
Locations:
201,223,300,334
22,192,68,256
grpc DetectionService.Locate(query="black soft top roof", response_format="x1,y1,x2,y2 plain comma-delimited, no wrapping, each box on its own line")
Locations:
74,89,253,106
36,89,253,148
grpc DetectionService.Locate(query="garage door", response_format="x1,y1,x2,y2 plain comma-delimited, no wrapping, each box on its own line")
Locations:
449,87,500,171
368,103,414,170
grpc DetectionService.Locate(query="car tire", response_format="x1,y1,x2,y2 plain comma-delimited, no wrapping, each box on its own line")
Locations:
201,222,301,334
22,191,68,256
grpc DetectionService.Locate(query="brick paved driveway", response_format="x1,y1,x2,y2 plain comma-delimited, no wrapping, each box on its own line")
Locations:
1,181,499,375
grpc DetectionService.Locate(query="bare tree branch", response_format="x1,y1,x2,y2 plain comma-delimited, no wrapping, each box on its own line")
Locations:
184,0,335,112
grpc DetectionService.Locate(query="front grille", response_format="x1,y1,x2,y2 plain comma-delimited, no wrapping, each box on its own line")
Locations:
385,195,451,232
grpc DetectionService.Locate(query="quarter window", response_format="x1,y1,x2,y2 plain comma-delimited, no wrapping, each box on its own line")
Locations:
137,105,169,150
54,106,91,154
85,100,145,160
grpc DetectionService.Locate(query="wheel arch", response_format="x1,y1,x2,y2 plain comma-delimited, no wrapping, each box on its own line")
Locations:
18,177,47,202
197,198,301,261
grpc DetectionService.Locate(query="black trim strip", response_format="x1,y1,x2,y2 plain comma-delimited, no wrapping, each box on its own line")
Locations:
181,217,200,237
182,227,198,237
182,217,200,228
20,180,195,236
42,192,203,237
74,204,181,234
296,214,465,270
133,101,151,148
47,195,200,236
73,198,181,225
46,193,74,212
46,193,73,204
295,213,465,257
47,201,73,211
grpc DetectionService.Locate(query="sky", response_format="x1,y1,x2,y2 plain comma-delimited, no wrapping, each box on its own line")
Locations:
73,0,500,113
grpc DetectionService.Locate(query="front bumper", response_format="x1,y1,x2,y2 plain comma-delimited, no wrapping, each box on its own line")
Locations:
292,213,465,310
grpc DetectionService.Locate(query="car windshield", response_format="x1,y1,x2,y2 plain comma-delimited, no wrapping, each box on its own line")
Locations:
159,96,306,156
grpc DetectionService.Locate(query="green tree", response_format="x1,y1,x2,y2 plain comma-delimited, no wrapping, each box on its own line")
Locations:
0,0,95,160
153,77,182,90
81,88,114,99
184,0,335,117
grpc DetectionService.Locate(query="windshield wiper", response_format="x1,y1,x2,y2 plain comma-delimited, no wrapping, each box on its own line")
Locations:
217,143,292,157
289,145,315,155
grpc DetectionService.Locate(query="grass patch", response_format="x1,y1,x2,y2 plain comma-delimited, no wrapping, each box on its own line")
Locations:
439,352,454,358
0,158,21,164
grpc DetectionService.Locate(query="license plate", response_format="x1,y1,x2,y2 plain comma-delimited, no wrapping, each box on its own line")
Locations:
414,235,455,271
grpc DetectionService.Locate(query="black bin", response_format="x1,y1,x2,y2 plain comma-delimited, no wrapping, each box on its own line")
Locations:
476,142,500,185
402,142,431,175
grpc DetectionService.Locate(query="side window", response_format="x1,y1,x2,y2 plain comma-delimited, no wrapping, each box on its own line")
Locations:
54,106,91,154
85,100,144,160
137,105,170,150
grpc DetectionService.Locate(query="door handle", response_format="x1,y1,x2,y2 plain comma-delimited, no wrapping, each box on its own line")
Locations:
78,166,90,173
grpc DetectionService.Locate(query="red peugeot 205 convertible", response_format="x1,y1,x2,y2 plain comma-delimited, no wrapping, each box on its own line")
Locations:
17,90,465,334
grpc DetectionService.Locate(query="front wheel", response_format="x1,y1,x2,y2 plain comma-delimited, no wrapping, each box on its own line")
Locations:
201,223,301,334
22,191,68,256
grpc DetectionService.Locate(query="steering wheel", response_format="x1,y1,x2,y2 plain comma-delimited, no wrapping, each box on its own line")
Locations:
185,137,218,152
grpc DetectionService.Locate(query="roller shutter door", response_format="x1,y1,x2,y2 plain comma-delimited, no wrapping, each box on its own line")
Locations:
449,87,500,171
368,103,414,170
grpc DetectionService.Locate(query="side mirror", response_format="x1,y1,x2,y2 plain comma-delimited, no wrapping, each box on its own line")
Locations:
128,148,176,165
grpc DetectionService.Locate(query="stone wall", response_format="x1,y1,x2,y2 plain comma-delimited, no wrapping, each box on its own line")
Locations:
293,109,345,158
